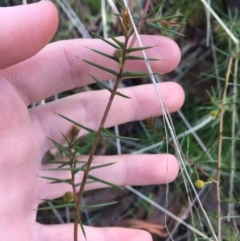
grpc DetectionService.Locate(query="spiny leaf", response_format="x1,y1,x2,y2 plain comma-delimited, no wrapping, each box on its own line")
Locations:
100,127,114,136
43,160,71,165
47,137,69,155
126,56,158,61
78,215,86,239
71,135,84,147
126,46,153,53
116,0,125,9
61,132,70,146
47,166,85,172
90,75,114,92
149,13,183,22
75,180,95,187
83,59,118,76
145,0,165,19
91,32,120,49
90,75,130,99
115,91,131,99
87,48,118,62
41,199,68,204
88,175,123,189
103,134,139,141
37,203,75,211
40,176,71,184
47,162,115,172
122,71,160,78
90,162,116,170
107,32,125,48
55,112,95,133
74,142,94,154
100,127,139,140
82,201,117,210
147,22,184,36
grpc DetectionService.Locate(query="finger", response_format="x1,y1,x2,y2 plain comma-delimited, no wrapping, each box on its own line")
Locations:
0,1,58,69
35,223,152,241
38,154,179,201
30,82,184,153
4,35,181,105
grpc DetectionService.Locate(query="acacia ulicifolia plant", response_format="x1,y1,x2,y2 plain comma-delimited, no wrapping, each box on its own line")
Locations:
38,1,185,239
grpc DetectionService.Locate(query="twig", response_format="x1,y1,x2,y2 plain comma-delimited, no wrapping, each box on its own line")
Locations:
216,55,233,240
228,49,239,222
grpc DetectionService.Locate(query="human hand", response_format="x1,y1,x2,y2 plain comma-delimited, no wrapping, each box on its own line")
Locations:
0,1,184,240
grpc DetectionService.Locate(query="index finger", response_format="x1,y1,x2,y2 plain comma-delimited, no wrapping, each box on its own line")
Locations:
3,35,181,105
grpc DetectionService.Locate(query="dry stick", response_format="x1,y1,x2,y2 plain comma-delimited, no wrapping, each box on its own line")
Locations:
73,35,130,241
216,55,233,241
228,51,239,229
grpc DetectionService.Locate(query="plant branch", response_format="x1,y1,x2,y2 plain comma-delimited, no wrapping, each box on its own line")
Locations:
216,55,233,240
73,34,130,241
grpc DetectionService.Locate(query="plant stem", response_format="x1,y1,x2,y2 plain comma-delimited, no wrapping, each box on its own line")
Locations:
73,36,130,241
216,55,233,241
228,49,239,223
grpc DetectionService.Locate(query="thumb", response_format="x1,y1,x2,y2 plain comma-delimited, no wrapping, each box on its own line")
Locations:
0,1,58,69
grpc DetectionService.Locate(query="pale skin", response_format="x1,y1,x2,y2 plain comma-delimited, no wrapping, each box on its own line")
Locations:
0,1,184,241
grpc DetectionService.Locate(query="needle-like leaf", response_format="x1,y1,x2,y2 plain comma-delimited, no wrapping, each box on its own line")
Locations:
122,71,160,78
55,112,95,133
82,201,117,210
87,48,119,62
126,46,153,53
40,176,71,184
126,56,158,61
107,32,125,48
78,215,86,239
37,203,75,211
88,175,123,189
83,59,118,76
91,32,120,49
90,75,130,99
